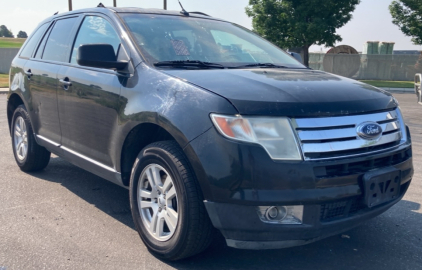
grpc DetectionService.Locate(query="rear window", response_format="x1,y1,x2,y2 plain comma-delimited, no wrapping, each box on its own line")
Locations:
20,23,49,59
34,23,54,59
42,17,78,62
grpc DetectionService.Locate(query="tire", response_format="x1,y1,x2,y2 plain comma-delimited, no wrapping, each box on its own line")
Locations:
129,141,214,260
11,105,51,172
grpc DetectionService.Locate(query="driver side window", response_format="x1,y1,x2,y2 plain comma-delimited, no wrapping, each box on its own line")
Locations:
71,16,121,65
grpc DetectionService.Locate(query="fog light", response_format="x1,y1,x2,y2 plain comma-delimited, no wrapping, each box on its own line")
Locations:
265,206,287,220
257,205,303,225
266,207,279,219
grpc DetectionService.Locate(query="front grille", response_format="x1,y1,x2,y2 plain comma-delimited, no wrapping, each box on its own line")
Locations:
314,148,412,178
292,109,405,160
320,197,365,221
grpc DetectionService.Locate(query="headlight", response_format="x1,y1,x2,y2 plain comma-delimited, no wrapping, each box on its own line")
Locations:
211,114,302,160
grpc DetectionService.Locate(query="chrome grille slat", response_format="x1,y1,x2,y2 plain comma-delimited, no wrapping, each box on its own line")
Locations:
294,111,397,128
293,109,405,160
383,121,400,133
302,131,401,153
298,121,400,141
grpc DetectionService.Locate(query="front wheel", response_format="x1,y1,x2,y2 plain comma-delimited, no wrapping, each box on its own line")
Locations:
129,141,214,260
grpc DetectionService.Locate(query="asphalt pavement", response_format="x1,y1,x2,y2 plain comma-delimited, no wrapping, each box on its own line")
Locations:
0,93,421,270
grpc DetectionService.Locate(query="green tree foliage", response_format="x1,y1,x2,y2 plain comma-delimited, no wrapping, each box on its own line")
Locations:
389,0,422,45
245,0,360,66
17,31,28,38
0,25,14,38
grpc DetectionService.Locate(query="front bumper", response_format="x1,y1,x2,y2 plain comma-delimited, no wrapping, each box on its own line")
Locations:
205,180,410,249
185,127,413,249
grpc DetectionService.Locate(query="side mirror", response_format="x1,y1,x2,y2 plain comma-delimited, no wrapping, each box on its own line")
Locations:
77,44,128,70
289,52,303,64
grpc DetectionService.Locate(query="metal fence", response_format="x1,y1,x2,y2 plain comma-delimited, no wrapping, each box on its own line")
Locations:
310,53,421,81
1,48,420,81
0,48,19,74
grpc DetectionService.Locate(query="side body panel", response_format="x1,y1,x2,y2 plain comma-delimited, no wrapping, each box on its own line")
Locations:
25,61,62,142
8,58,29,129
56,65,124,167
114,64,237,190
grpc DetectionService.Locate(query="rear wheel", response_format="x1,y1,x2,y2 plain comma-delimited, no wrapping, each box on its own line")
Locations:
11,105,50,172
129,141,214,260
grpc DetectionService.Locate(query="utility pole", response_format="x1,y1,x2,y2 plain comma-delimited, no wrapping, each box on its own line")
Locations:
113,0,116,7
68,0,72,11
163,0,167,10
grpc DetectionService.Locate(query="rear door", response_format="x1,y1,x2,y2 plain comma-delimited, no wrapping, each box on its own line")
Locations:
56,14,127,167
26,16,80,144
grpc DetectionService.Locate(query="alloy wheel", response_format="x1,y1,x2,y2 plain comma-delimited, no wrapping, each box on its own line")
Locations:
14,116,28,161
138,164,179,241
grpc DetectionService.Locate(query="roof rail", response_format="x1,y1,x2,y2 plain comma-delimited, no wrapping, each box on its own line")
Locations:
189,12,211,17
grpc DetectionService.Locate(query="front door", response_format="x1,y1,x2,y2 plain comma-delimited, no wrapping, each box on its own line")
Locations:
56,15,126,167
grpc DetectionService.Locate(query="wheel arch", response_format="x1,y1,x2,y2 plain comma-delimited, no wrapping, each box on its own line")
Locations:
119,121,186,187
7,93,26,134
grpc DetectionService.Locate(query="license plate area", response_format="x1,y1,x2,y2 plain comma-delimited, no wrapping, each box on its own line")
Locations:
363,167,401,208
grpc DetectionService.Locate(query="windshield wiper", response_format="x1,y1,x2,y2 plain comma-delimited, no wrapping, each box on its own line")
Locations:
231,63,289,69
154,60,226,69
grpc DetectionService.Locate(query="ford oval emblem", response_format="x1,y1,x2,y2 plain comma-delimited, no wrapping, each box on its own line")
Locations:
356,122,383,140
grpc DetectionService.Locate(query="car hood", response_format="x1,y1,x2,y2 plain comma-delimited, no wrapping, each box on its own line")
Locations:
163,68,397,117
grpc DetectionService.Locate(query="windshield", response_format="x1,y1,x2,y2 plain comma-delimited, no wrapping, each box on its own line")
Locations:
120,14,305,68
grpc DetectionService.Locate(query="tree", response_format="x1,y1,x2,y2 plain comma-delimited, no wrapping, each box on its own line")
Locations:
17,31,28,38
0,25,13,38
245,0,360,66
389,0,422,45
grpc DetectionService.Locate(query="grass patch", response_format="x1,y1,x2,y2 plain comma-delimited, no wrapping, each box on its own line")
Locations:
0,37,25,48
360,80,414,88
0,74,9,88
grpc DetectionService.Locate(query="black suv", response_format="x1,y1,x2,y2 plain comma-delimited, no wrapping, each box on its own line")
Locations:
7,6,413,260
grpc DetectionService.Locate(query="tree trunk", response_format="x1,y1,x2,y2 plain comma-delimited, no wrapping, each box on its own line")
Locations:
302,45,310,67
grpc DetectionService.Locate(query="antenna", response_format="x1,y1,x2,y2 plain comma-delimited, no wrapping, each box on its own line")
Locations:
97,2,105,7
53,11,59,15
179,1,189,16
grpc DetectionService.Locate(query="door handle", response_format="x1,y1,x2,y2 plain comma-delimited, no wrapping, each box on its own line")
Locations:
59,77,72,90
24,69,32,79
59,79,72,86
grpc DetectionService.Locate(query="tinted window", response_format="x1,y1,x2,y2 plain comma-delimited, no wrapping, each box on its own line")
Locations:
71,16,121,65
43,17,78,62
20,23,49,58
34,23,54,59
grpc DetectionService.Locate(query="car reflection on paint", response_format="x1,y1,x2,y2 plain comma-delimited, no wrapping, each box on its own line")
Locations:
416,74,422,105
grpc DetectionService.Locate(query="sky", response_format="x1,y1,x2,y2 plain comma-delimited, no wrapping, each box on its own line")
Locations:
0,0,421,52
